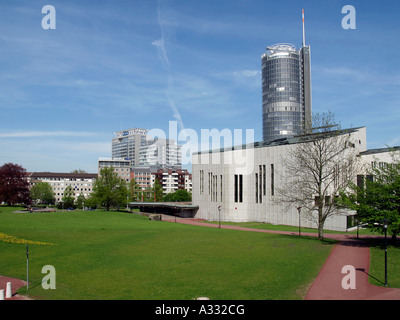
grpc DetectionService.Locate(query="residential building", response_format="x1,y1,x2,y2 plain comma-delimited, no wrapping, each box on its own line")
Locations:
28,172,97,204
131,167,152,190
98,157,131,182
153,169,192,194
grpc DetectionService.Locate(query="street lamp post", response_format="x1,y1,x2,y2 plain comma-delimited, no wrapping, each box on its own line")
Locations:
297,207,302,236
384,219,388,286
218,206,222,229
26,245,29,290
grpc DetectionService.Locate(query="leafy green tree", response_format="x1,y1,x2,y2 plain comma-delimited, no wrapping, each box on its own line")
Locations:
129,178,142,202
340,150,400,241
71,169,87,173
152,179,164,202
84,194,98,209
91,167,127,211
75,193,86,209
30,182,55,205
174,189,192,202
163,189,192,202
62,186,75,209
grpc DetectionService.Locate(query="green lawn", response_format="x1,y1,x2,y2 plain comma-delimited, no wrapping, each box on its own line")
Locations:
0,206,336,300
211,221,400,289
369,242,400,288
208,220,381,236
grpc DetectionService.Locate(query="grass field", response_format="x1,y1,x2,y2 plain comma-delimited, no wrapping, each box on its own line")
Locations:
0,206,336,300
207,220,381,236
369,243,400,288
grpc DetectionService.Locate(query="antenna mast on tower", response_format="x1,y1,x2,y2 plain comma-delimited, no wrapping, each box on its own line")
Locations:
302,9,306,47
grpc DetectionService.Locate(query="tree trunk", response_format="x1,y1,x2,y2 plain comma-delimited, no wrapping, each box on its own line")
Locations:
318,227,324,241
318,206,324,240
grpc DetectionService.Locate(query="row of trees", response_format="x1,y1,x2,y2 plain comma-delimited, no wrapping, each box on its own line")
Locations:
90,167,191,210
0,164,191,210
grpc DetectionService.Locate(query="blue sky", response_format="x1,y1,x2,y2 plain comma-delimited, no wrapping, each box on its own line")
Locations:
0,0,399,173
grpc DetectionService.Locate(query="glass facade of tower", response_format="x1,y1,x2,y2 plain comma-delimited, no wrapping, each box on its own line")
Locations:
262,43,311,142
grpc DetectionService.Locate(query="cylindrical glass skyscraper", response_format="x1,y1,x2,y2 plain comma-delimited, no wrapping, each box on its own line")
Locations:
261,43,311,142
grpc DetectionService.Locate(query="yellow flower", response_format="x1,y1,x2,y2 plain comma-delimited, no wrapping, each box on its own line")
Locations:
0,232,55,246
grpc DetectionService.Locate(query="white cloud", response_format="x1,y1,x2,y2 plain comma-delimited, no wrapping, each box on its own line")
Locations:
0,131,95,138
152,38,170,69
233,70,261,78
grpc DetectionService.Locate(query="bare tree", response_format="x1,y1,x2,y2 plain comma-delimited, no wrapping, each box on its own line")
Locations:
276,112,360,240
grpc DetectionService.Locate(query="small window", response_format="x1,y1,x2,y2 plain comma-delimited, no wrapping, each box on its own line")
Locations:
325,196,331,206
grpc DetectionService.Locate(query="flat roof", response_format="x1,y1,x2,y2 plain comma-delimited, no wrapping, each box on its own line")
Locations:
194,127,366,155
29,172,98,179
129,202,198,210
359,146,400,156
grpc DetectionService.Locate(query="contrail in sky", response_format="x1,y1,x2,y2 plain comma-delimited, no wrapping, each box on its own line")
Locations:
152,0,185,131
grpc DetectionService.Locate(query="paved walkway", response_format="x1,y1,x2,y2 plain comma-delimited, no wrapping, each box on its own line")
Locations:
0,276,29,300
162,215,400,300
305,240,400,300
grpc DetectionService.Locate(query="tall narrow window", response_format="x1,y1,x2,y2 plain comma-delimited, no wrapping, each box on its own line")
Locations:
255,173,259,203
220,175,223,202
356,175,364,189
200,170,204,194
239,174,243,203
234,174,243,203
234,174,238,203
214,175,218,202
270,164,274,196
259,165,262,203
211,174,216,202
263,165,266,196
208,172,211,196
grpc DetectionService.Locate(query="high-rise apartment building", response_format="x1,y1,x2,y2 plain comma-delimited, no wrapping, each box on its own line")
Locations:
111,128,148,166
261,10,312,142
139,137,182,170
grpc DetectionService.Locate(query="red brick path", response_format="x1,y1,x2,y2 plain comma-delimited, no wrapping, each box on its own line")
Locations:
0,276,29,300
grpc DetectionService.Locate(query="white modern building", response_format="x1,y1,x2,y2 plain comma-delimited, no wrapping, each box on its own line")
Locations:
359,147,399,170
192,127,399,232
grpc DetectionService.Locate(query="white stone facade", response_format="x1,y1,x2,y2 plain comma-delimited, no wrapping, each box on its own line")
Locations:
192,127,369,231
